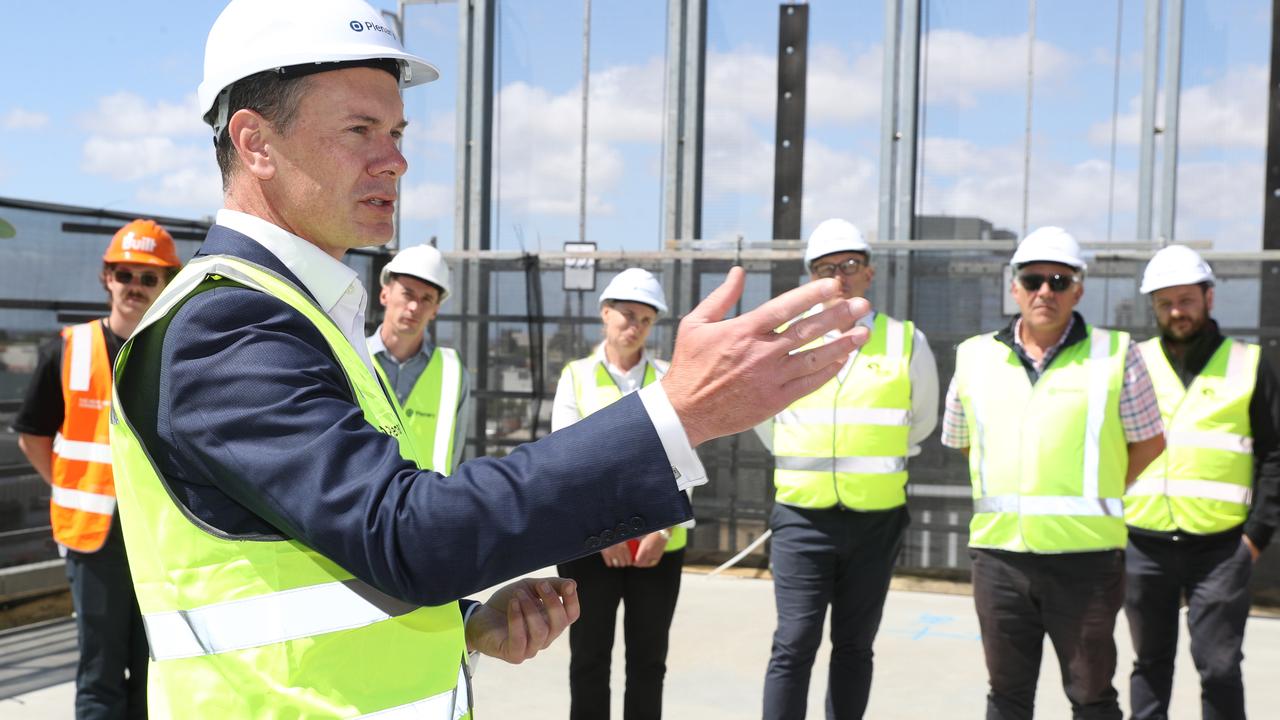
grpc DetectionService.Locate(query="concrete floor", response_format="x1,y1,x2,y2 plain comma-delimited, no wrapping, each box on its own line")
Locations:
6,568,1280,719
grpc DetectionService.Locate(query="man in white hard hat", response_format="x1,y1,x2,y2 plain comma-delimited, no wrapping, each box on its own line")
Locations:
941,226,1166,720
758,219,939,719
106,1,871,717
1123,245,1280,720
368,244,470,475
552,267,690,719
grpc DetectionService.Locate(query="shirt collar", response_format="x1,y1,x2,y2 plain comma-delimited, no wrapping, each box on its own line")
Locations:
594,343,651,375
366,328,434,363
215,209,361,315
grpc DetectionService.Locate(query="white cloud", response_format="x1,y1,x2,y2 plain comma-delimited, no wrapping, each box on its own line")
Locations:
923,30,1071,107
919,137,1131,240
1089,65,1268,149
487,57,667,217
400,180,453,221
2,108,50,130
80,92,207,139
134,166,223,210
81,136,205,182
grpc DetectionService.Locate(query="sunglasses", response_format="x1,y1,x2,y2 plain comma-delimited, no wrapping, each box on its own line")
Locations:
811,257,867,278
1017,272,1079,293
112,269,161,288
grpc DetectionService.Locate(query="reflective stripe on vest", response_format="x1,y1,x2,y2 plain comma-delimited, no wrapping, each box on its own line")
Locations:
53,433,113,464
373,347,463,475
51,485,117,515
111,256,470,719
772,313,914,510
1125,337,1258,534
956,325,1129,553
51,320,115,553
563,352,686,552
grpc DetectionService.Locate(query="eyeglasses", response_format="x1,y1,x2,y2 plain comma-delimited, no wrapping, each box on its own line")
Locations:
1017,272,1079,293
112,269,161,288
811,257,867,278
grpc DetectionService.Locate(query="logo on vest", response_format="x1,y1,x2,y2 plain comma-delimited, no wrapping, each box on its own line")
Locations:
120,232,157,253
78,398,108,411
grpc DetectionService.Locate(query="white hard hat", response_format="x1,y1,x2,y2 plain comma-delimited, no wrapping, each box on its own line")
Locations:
1010,226,1087,271
804,218,870,267
199,0,440,137
381,244,451,302
1140,245,1215,294
599,268,668,315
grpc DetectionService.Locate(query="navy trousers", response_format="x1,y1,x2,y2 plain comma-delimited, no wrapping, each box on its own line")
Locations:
970,548,1125,720
558,547,685,720
1125,531,1252,720
762,503,908,720
65,527,149,720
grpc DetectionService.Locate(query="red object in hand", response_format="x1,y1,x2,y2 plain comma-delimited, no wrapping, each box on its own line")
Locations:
626,539,640,561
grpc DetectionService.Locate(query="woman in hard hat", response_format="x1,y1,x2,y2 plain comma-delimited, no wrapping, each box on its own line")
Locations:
552,267,689,720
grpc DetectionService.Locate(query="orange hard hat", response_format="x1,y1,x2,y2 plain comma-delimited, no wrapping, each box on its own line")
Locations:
103,219,181,268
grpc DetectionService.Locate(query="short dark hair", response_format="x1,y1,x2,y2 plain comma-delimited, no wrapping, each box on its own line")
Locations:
205,70,313,189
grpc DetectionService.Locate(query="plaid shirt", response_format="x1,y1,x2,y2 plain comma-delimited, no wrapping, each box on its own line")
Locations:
941,315,1164,448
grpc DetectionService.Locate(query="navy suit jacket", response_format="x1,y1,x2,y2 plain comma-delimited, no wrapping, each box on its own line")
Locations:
116,225,692,607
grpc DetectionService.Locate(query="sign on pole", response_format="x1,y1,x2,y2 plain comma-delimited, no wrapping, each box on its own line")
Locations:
563,242,597,291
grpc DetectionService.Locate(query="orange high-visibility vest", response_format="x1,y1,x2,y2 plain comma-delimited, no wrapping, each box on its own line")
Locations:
51,320,116,552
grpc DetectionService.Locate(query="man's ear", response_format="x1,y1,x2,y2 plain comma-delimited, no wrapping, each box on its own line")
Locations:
228,109,276,181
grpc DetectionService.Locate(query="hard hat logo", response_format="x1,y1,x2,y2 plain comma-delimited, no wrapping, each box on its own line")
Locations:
121,233,157,253
351,20,397,39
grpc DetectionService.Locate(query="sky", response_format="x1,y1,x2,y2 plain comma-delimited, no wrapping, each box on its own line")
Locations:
0,0,1270,253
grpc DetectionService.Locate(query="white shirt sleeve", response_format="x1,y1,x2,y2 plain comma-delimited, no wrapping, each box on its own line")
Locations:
908,327,941,453
550,368,582,432
637,383,709,492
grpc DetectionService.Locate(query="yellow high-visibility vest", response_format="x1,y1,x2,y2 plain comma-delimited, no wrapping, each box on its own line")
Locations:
372,346,463,474
954,325,1130,553
1125,337,1257,534
111,255,470,719
772,313,914,510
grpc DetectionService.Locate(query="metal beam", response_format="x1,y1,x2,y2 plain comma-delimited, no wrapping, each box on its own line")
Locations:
1157,0,1184,242
455,0,495,458
662,0,706,247
1137,0,1161,242
1262,0,1280,366
878,0,902,245
891,0,922,318
771,3,808,243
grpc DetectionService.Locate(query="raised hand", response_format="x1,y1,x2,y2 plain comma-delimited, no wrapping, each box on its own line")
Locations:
662,268,871,447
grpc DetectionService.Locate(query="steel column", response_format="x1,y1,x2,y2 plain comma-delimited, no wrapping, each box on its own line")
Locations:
455,0,495,456
662,0,706,247
1157,0,1184,242
1137,0,1161,242
1263,0,1280,367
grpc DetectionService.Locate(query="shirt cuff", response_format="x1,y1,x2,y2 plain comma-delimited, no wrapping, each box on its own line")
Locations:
637,383,708,492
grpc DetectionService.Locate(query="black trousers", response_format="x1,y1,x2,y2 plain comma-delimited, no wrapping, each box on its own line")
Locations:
1125,532,1252,720
557,548,684,720
970,548,1125,720
762,504,908,720
65,529,149,720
